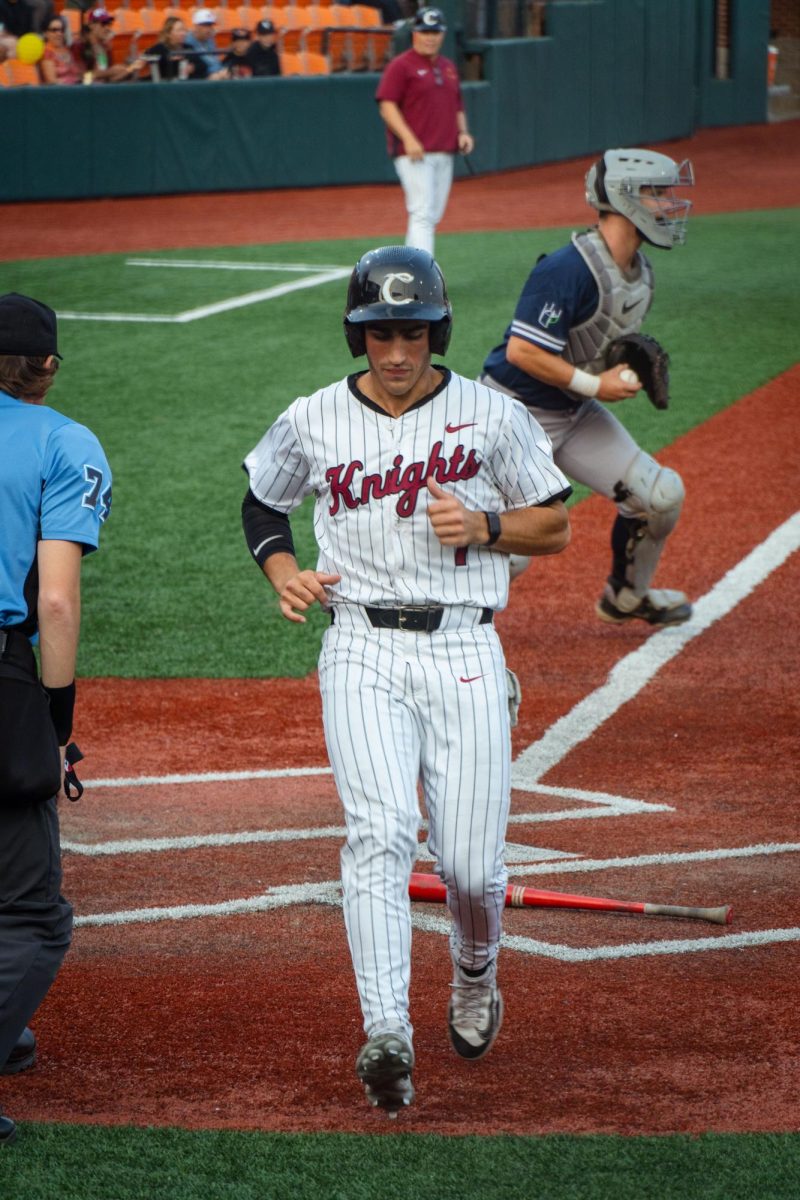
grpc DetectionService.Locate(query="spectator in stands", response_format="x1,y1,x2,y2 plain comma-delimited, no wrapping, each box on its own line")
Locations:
245,18,281,77
0,0,54,62
74,8,142,83
184,9,228,81
145,17,199,82
39,14,82,84
376,6,474,255
222,28,253,78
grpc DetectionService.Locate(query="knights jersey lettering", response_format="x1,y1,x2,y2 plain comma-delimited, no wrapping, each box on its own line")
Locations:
244,368,569,610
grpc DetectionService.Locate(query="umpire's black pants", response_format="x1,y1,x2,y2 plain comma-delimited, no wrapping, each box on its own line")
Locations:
0,639,73,1069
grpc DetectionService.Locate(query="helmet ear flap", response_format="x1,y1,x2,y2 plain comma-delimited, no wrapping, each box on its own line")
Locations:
429,318,451,357
344,322,366,358
595,155,609,205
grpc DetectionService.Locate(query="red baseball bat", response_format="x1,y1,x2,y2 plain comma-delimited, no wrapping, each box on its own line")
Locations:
408,872,733,926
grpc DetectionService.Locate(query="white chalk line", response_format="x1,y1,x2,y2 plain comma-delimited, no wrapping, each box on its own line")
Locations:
56,265,351,324
125,259,349,272
73,878,800,964
62,825,577,864
509,841,800,876
65,512,800,960
513,509,800,788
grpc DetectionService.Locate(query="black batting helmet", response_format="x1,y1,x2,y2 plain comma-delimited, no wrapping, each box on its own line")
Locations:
343,246,453,358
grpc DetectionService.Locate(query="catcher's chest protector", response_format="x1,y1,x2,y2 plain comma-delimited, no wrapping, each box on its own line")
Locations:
565,231,654,370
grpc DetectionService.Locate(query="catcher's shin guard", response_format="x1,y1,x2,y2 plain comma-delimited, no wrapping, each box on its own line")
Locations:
611,452,684,596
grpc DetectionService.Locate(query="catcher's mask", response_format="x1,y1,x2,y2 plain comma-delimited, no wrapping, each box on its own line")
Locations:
343,246,453,358
585,149,694,249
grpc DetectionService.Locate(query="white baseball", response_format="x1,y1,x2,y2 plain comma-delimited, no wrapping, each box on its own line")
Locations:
620,368,640,385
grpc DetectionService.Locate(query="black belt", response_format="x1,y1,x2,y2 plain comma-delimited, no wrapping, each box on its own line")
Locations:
362,605,493,632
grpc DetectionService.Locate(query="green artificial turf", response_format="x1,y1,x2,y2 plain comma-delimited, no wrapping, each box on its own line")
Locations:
2,1126,799,1200
2,211,797,678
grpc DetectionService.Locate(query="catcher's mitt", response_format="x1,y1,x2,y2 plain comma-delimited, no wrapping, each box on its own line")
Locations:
606,333,670,410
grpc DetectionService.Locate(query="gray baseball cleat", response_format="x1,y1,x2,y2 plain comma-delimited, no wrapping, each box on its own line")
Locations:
0,1109,16,1146
356,1031,415,1116
596,584,692,627
448,962,504,1060
1,1027,36,1076
505,668,522,728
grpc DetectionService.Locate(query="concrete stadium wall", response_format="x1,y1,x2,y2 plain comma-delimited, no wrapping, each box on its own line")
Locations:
0,0,770,202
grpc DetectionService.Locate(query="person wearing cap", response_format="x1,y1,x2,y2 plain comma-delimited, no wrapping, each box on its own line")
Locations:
75,7,143,82
221,27,253,79
375,6,474,256
184,8,228,80
245,18,281,77
0,293,111,1147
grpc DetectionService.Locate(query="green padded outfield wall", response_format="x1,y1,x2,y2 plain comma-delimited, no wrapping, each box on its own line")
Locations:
0,0,769,202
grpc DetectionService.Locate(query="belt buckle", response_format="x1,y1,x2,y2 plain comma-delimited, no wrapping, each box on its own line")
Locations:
397,606,413,630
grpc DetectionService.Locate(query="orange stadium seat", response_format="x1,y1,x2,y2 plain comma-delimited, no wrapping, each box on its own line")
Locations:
0,59,41,85
111,10,147,33
279,9,314,54
168,8,194,23
298,49,330,73
350,4,381,26
59,9,82,37
279,50,302,73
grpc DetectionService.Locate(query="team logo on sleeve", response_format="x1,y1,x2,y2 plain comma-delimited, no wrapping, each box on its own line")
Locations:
538,302,562,328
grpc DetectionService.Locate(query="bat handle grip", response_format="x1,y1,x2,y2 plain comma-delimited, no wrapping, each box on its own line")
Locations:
644,903,733,926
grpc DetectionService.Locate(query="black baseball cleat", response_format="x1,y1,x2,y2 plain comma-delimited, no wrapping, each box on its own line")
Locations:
1,1027,36,1076
356,1031,415,1116
596,585,692,627
0,1110,17,1146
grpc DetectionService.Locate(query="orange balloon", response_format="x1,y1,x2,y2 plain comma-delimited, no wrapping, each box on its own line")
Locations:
16,33,45,64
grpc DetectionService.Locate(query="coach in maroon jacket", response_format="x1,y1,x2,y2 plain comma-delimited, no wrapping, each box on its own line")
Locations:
375,6,474,255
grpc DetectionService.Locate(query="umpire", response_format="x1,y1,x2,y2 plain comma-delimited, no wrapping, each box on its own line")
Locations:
0,293,111,1146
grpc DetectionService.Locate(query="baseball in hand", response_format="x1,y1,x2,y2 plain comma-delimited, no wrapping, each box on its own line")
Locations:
620,368,640,385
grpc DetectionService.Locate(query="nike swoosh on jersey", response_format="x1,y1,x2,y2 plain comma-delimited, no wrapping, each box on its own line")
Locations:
459,674,485,683
622,299,642,314
445,422,477,433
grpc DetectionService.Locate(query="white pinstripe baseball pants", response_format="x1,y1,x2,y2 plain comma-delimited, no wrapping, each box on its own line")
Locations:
319,607,511,1039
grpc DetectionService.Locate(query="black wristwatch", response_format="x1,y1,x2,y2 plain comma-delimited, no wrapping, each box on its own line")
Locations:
484,511,502,546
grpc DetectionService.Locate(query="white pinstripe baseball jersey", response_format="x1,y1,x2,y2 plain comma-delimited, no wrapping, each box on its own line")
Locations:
243,367,570,610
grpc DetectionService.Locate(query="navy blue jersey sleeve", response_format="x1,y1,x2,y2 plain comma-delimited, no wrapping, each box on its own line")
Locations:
482,242,599,408
41,421,112,552
507,244,597,354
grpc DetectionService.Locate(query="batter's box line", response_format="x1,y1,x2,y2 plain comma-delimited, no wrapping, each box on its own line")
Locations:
71,879,800,963
61,782,670,862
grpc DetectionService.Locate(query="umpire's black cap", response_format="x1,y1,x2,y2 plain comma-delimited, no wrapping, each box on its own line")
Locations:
0,293,62,359
413,7,447,31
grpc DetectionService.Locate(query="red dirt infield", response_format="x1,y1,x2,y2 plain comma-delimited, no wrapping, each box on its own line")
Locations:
2,123,798,1136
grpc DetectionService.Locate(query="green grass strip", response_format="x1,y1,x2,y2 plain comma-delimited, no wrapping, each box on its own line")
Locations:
2,1125,799,1200
3,211,798,678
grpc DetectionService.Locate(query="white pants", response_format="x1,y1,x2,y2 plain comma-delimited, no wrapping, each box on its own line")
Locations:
319,610,511,1039
394,153,454,256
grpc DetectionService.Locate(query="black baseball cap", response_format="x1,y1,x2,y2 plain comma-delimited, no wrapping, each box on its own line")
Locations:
413,6,446,31
0,293,62,359
255,18,275,34
231,27,250,39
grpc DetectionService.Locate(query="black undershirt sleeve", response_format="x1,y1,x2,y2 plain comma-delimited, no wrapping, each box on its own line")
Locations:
242,489,296,568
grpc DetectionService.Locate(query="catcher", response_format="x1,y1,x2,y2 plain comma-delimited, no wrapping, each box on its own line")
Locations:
480,147,694,626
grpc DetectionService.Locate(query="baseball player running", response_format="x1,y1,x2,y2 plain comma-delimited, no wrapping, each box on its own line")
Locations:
480,148,695,626
242,247,571,1114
